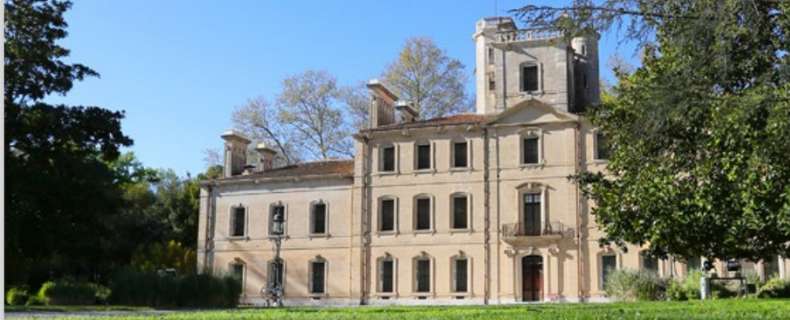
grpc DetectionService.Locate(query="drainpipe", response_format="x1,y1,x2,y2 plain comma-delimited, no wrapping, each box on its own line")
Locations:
360,135,373,305
203,184,216,274
574,122,585,301
483,126,491,304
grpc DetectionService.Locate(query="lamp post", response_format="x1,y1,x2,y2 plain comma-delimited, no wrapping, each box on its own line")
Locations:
266,208,285,307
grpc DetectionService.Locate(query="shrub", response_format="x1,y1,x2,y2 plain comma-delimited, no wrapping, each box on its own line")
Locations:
6,287,29,305
604,269,666,301
131,241,197,275
109,269,241,308
37,279,108,305
667,270,703,301
25,295,45,306
757,278,790,298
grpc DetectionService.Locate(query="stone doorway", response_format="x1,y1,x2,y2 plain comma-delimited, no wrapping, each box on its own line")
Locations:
521,255,543,301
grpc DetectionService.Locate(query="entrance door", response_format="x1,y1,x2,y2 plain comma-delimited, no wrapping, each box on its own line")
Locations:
521,255,543,301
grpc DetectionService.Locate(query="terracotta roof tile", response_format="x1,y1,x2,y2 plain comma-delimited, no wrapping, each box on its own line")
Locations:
218,159,353,181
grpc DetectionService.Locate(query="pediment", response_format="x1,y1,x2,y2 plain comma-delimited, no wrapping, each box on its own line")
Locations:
487,99,578,126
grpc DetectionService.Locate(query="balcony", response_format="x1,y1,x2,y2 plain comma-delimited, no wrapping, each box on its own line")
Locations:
500,221,573,246
494,28,562,45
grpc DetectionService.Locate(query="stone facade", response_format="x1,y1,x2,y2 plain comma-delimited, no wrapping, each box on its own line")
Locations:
198,17,789,305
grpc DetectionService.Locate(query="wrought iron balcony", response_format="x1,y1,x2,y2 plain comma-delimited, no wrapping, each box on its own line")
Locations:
501,221,572,245
495,28,562,44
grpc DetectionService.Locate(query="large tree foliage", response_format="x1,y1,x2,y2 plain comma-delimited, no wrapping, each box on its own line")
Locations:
382,37,472,119
514,0,790,261
5,0,133,284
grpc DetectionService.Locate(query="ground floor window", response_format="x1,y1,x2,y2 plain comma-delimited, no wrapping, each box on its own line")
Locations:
310,259,326,294
452,258,468,293
379,258,394,293
415,258,431,293
601,255,616,289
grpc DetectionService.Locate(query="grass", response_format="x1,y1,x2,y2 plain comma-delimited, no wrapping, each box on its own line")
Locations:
6,299,790,319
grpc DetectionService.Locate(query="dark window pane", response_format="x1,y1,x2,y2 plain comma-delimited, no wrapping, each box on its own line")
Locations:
312,203,326,234
764,256,780,278
453,142,468,168
523,137,539,164
596,132,610,160
381,260,394,292
269,260,284,290
417,144,431,170
382,146,395,171
601,255,616,287
381,199,395,231
522,65,539,92
416,259,431,292
232,207,245,236
416,198,431,230
231,264,244,281
641,253,658,273
523,193,541,236
311,262,325,293
453,196,468,229
687,257,701,271
270,206,285,235
455,259,468,292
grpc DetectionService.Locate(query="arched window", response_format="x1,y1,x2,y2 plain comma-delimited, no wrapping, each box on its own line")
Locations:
310,200,328,235
413,194,433,232
309,256,327,295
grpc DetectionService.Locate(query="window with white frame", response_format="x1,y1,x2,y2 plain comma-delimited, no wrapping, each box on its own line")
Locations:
451,256,469,293
600,254,616,289
520,63,539,92
414,195,432,231
230,206,246,237
451,193,470,230
309,257,327,294
414,255,431,293
452,140,469,168
380,144,396,172
268,203,286,236
310,201,327,235
415,141,431,170
379,198,397,232
378,255,395,293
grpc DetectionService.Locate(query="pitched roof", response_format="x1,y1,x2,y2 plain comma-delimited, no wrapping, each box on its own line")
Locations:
215,159,354,182
364,113,490,132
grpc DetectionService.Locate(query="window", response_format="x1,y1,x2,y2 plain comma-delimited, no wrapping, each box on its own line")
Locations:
641,252,658,274
687,256,701,271
488,47,495,63
416,142,431,170
379,257,395,293
310,259,326,294
415,258,431,293
488,78,496,91
311,202,327,235
230,206,246,237
523,193,541,236
230,262,244,282
453,258,469,292
452,195,469,229
380,198,396,232
415,197,431,231
521,64,539,92
601,255,616,289
522,137,539,164
764,256,780,279
381,145,395,172
267,258,284,291
595,132,610,160
269,204,286,236
452,141,468,168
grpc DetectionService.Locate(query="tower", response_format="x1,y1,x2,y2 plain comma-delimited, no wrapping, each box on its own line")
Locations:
473,17,599,115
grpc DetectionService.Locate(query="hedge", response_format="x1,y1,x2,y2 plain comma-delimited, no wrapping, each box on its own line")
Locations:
109,269,241,308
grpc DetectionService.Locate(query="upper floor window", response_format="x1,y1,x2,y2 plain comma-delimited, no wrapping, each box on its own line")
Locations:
415,142,431,170
452,140,468,168
230,206,246,237
380,144,396,172
601,254,616,289
379,198,396,232
452,256,469,293
521,64,539,92
595,132,610,160
269,203,286,236
522,136,540,165
451,194,469,230
310,201,327,235
523,192,542,236
309,258,327,294
488,47,495,64
414,196,432,231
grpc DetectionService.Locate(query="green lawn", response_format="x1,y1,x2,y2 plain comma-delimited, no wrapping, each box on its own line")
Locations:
6,299,790,319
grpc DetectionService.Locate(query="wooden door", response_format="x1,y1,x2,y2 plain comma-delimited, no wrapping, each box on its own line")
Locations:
522,255,543,301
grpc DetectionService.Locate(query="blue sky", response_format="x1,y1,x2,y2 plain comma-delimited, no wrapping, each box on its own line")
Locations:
47,0,639,175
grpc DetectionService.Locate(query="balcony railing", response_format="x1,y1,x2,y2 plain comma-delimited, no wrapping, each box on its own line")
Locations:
495,28,562,44
501,221,570,238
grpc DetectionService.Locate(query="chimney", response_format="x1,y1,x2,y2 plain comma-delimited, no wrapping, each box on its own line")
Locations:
366,79,399,128
255,142,277,172
395,100,419,123
221,130,251,178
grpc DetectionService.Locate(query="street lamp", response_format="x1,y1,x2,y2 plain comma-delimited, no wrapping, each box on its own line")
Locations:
264,208,285,307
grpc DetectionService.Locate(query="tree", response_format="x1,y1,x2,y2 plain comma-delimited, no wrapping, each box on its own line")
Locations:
514,0,790,261
382,37,472,119
5,0,133,285
232,70,355,162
